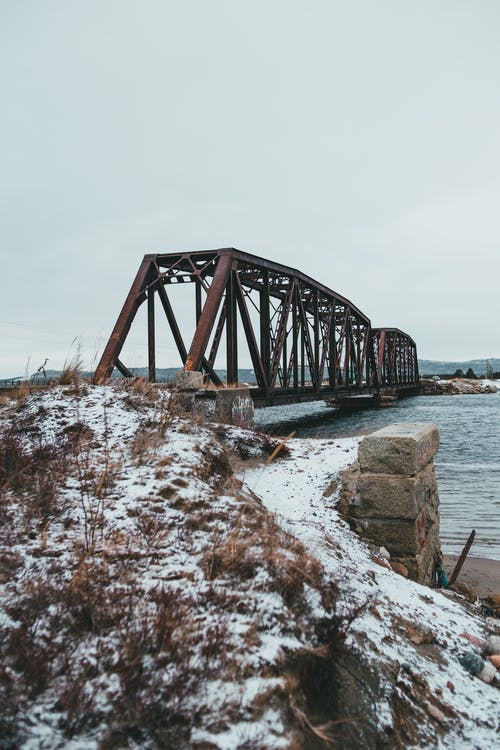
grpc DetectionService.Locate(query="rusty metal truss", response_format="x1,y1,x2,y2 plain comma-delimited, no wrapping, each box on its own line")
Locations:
94,248,419,405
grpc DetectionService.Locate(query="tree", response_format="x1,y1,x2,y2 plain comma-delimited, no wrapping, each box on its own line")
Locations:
465,367,477,379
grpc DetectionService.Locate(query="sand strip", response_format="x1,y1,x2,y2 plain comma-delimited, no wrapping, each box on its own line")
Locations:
443,555,500,599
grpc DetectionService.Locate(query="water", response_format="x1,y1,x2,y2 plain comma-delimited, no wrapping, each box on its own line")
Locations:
254,394,500,560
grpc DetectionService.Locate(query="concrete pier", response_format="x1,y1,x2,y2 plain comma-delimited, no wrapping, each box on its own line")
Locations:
215,387,254,428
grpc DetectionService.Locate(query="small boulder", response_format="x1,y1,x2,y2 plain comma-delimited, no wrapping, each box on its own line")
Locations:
477,662,497,684
459,652,484,676
488,654,500,669
484,595,500,617
486,634,500,655
426,703,446,724
390,561,409,577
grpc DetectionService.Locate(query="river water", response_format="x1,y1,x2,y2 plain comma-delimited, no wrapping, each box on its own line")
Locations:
254,394,500,561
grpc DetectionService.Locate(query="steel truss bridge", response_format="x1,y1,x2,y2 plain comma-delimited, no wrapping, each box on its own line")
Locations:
95,248,419,407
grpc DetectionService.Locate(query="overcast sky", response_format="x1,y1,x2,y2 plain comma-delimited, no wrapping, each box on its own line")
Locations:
1,0,499,377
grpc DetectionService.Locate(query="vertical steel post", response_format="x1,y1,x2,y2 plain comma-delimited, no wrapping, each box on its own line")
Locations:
260,270,270,394
300,322,305,386
343,316,350,389
147,287,156,383
195,279,202,324
282,329,287,387
329,308,337,388
292,288,299,392
226,270,238,384
356,320,362,387
313,290,320,392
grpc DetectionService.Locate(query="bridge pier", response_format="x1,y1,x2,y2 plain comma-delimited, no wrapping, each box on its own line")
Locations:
174,371,254,427
326,394,397,410
175,370,204,391
342,423,441,585
215,387,254,429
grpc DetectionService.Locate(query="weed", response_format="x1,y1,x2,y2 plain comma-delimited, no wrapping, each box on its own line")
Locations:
0,662,24,749
0,429,70,524
55,668,100,738
58,352,83,386
133,508,169,546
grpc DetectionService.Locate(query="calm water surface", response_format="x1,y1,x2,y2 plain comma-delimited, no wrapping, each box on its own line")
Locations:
254,394,500,560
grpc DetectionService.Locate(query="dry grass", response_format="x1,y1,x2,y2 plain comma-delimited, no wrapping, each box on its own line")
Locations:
202,504,337,616
58,353,84,385
0,428,70,525
0,383,371,749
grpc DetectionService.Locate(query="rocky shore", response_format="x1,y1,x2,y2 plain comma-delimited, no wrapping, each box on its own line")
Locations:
420,377,500,395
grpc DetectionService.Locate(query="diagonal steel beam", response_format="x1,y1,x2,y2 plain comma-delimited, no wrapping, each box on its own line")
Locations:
157,283,188,363
185,253,233,371
207,306,226,371
94,257,155,381
270,281,295,388
296,290,317,390
115,359,134,378
234,273,268,389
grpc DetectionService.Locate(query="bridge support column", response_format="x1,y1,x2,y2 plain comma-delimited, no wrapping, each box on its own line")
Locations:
341,423,441,585
172,370,204,412
175,370,204,390
215,387,254,429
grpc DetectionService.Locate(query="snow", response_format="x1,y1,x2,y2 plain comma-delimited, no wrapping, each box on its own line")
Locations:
481,379,500,391
244,437,500,748
0,382,498,748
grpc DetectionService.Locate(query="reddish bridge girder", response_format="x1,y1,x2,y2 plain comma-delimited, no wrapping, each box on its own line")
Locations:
371,327,419,392
94,248,419,403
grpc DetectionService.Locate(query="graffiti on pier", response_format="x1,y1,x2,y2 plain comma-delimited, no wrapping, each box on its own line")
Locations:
231,395,254,429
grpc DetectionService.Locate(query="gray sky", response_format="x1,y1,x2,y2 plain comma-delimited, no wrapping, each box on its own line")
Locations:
2,0,499,377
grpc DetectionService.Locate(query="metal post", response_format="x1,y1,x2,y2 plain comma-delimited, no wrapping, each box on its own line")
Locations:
226,271,238,384
260,269,270,394
292,288,298,392
148,287,156,383
313,290,320,393
195,279,202,324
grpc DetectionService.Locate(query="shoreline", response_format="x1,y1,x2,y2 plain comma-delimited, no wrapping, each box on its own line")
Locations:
443,554,500,598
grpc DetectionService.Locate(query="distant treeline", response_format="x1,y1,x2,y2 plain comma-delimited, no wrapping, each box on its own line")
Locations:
418,359,500,378
435,368,500,380
3,361,500,386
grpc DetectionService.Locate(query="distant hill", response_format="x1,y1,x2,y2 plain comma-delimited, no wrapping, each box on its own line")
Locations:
0,368,259,386
3,362,500,385
418,359,500,377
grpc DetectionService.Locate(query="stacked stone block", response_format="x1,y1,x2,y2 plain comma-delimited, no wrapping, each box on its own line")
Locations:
354,423,441,585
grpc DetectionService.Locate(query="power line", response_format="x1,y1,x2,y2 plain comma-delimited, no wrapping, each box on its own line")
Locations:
0,320,80,337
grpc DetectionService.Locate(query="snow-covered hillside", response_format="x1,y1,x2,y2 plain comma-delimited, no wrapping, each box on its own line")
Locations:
0,382,498,749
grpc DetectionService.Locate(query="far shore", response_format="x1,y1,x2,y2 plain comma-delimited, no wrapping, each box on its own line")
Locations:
443,554,500,598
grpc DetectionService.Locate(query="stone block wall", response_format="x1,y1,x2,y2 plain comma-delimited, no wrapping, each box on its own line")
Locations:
215,387,254,429
173,372,255,428
344,423,441,585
